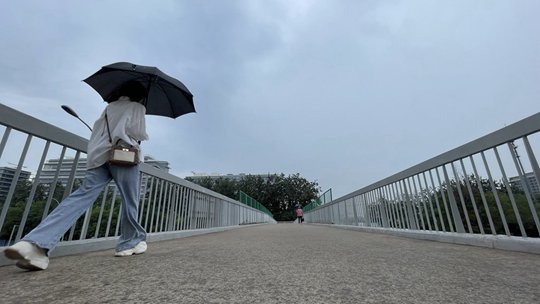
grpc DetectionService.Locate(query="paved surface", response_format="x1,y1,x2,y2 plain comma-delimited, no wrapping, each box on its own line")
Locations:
1,224,539,304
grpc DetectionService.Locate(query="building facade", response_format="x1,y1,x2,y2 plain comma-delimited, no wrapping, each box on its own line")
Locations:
39,156,170,191
509,172,540,196
0,167,32,200
188,172,271,183
39,158,87,186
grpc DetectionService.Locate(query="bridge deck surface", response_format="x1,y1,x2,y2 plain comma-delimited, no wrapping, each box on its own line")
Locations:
1,224,539,304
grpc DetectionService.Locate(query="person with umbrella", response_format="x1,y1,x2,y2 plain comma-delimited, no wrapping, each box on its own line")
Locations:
5,80,150,270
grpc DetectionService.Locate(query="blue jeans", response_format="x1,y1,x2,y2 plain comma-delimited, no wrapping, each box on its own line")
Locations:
23,164,146,254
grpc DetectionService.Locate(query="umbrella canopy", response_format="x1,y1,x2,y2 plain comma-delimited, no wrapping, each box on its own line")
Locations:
83,62,195,118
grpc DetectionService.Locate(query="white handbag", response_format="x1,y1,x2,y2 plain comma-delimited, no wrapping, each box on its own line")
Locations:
105,111,139,166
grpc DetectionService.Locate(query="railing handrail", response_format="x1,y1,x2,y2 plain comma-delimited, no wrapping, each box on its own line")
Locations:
0,103,87,151
141,164,257,209
304,110,540,251
0,102,275,250
0,102,256,211
329,112,540,206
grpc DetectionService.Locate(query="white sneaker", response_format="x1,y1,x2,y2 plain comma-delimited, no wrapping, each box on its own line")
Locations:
115,241,147,257
4,241,49,271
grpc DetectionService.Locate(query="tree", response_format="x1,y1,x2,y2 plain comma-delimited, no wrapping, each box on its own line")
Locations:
417,174,540,237
186,173,321,221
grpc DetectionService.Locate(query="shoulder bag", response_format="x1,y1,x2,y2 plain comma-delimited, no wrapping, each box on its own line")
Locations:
105,111,139,166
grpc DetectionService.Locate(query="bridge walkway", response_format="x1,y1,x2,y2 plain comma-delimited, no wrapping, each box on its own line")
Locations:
1,224,539,303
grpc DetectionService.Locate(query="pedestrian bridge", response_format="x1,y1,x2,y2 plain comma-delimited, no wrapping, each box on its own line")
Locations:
1,223,539,304
1,103,540,303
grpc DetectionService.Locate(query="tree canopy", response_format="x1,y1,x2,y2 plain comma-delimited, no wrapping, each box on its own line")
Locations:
186,173,320,221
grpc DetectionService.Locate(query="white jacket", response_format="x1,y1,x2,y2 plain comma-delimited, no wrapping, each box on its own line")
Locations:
86,97,149,169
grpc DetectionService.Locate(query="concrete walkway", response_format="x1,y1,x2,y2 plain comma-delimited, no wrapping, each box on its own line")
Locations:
1,224,539,304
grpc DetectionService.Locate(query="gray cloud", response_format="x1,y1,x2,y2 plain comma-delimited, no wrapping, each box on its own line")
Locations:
1,0,539,198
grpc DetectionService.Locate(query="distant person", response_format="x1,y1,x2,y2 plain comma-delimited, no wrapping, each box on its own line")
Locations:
4,81,149,271
296,207,304,224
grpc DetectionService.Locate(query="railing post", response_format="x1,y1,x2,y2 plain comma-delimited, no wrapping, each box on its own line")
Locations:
401,180,417,230
442,166,465,233
352,196,359,226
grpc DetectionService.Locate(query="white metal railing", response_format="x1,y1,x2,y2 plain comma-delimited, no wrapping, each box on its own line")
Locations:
305,112,540,241
0,103,275,247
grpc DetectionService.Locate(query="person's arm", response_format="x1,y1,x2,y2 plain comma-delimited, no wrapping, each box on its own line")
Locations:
128,104,149,143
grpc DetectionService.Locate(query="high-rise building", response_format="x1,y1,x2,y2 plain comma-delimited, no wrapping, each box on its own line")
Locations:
509,172,540,196
0,167,32,200
39,156,170,186
188,172,271,183
144,156,170,172
39,158,87,186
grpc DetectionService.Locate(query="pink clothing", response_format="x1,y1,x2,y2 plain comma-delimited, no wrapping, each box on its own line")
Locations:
296,209,303,217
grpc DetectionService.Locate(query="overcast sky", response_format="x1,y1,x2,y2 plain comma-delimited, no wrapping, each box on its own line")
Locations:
1,1,539,199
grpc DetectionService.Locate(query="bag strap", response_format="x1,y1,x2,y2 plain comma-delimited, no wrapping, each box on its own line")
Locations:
104,110,113,144
105,109,139,146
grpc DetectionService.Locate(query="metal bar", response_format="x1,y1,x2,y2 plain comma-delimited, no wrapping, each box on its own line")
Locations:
144,177,155,230
137,173,146,222
162,182,171,231
414,175,430,230
336,201,342,225
178,186,185,229
166,182,175,230
379,189,388,227
351,195,359,226
377,188,388,228
158,181,168,232
391,182,404,229
370,192,377,226
175,186,183,230
522,137,540,234
384,185,396,228
470,155,496,234
422,172,439,231
0,134,32,233
66,151,82,241
481,151,510,235
189,189,197,229
186,188,194,230
79,205,93,240
436,167,454,232
114,204,122,237
442,165,465,233
181,187,189,230
343,198,349,225
105,187,118,237
459,159,485,234
16,141,51,241
493,143,529,237
42,148,67,220
94,186,109,238
362,194,369,226
172,185,180,231
451,162,473,233
408,177,423,230
149,179,162,233
428,170,445,231
206,196,211,228
0,127,12,160
400,181,412,229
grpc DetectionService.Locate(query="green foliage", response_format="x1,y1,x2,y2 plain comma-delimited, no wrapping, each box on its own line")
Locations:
0,181,66,240
414,175,540,237
0,181,124,241
186,173,320,221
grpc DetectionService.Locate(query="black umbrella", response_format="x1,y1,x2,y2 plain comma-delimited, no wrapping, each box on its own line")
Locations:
83,62,195,118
